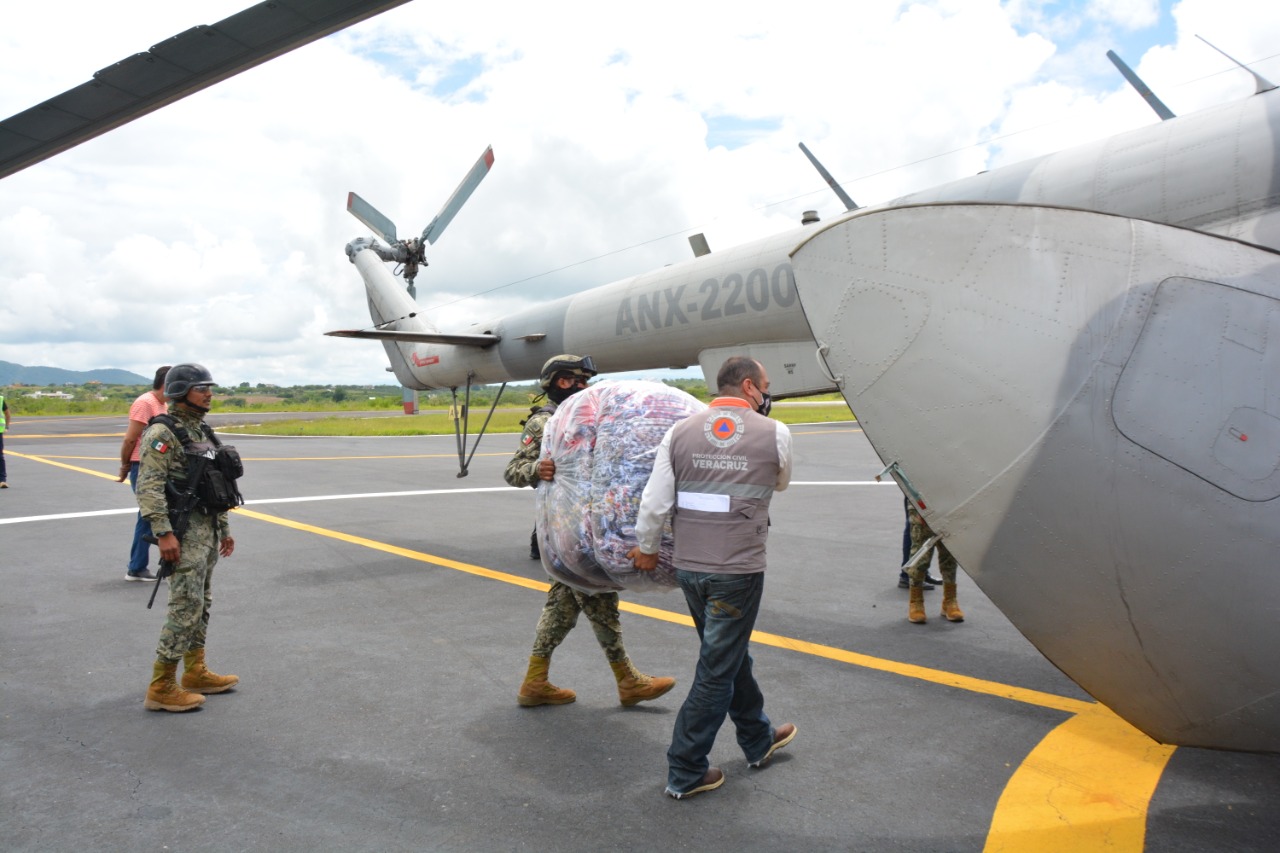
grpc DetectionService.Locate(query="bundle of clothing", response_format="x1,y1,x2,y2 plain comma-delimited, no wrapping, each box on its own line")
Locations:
535,380,706,593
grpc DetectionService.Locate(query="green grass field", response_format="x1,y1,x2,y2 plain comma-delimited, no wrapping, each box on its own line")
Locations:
218,403,855,437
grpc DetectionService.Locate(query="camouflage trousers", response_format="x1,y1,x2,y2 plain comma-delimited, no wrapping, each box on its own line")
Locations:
531,582,627,663
907,505,958,586
155,512,221,662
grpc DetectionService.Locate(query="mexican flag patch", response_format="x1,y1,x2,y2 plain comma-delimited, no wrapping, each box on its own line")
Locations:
150,439,169,453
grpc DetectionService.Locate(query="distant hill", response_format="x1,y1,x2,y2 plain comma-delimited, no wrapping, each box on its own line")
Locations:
0,360,150,386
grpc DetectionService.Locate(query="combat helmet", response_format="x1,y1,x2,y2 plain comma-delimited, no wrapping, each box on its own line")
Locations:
539,354,597,390
165,363,215,399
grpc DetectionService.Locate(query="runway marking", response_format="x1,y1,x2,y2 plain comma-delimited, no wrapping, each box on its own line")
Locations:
20,452,511,462
230,507,1171,851
10,443,1170,850
984,708,1175,851
4,433,125,439
6,451,119,480
790,427,863,435
231,505,1090,714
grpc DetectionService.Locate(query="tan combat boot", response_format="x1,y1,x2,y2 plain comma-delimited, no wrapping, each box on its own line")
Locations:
144,660,205,712
941,583,965,622
517,655,576,707
609,658,676,706
181,648,240,694
908,585,927,624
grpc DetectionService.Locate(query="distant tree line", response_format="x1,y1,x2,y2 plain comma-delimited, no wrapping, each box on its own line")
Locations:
1,377,711,416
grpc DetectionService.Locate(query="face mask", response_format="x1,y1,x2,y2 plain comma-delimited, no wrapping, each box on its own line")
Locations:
547,376,588,404
753,389,772,417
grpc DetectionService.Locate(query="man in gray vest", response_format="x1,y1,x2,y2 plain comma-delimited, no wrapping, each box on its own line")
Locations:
628,356,796,799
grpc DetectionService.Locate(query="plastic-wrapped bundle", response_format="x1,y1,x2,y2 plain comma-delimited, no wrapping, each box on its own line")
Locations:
535,380,706,593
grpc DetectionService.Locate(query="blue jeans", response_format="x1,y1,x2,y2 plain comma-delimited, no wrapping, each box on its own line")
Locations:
127,463,154,573
667,570,774,793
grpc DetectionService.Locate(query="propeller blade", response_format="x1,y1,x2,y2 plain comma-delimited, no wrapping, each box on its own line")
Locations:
421,145,495,245
347,192,398,243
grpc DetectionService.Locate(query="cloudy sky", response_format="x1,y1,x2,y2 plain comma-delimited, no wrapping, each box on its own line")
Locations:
1,0,1277,386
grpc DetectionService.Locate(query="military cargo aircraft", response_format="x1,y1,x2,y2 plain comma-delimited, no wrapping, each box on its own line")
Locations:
3,0,1277,754
329,64,1280,753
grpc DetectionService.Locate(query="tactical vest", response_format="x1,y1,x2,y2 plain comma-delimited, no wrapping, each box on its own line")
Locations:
668,404,781,574
148,413,245,513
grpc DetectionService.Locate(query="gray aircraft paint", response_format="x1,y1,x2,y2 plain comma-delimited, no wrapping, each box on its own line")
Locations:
339,86,1280,751
791,202,1280,752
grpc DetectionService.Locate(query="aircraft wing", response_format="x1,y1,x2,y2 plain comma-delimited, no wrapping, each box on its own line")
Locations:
0,0,413,180
791,200,1280,752
325,329,500,347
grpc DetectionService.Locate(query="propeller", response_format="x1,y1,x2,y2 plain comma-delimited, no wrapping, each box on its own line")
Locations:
345,145,495,291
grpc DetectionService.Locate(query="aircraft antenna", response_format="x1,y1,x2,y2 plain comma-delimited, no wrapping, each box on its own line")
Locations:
1105,51,1175,120
798,143,859,211
1196,35,1277,94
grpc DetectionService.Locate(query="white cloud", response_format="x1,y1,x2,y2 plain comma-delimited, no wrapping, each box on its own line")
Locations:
1087,0,1160,30
1,0,1277,385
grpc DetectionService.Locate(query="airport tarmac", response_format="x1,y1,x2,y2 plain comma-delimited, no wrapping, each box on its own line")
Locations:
2,413,1279,852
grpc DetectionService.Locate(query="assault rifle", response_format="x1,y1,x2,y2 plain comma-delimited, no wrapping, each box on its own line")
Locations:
145,455,211,610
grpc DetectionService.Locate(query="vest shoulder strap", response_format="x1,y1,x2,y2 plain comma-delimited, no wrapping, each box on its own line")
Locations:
147,413,220,448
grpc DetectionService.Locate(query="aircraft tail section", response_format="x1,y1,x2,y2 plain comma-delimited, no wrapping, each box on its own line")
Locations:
345,245,434,387
351,247,427,330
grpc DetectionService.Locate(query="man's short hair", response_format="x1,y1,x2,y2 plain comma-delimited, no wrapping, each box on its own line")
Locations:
153,366,171,390
716,357,762,394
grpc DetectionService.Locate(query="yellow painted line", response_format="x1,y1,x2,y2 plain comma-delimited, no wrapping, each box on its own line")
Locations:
4,433,124,439
15,449,1169,850
791,427,863,435
985,707,1176,852
235,505,1089,716
5,416,118,424
7,451,118,481
244,453,511,462
232,507,1159,851
752,629,1093,715
232,507,554,593
28,453,510,462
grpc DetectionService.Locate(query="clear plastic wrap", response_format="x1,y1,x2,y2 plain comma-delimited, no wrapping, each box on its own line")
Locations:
535,380,707,593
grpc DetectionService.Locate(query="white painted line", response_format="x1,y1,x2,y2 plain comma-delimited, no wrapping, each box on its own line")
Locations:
0,481,890,525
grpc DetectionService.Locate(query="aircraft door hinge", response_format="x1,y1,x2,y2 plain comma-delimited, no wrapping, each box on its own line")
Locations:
815,341,843,389
876,461,926,510
877,461,946,570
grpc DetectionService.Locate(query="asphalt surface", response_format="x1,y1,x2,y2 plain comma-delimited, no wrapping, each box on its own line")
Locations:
2,413,1279,852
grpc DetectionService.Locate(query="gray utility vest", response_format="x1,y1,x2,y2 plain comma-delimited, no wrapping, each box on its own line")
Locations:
668,404,781,574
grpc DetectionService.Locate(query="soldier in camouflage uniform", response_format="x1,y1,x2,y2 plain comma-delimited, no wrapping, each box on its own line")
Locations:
137,364,240,712
905,502,964,624
507,354,676,708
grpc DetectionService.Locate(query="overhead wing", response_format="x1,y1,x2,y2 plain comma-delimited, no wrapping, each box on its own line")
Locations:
0,0,413,180
325,329,500,347
792,201,1280,752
